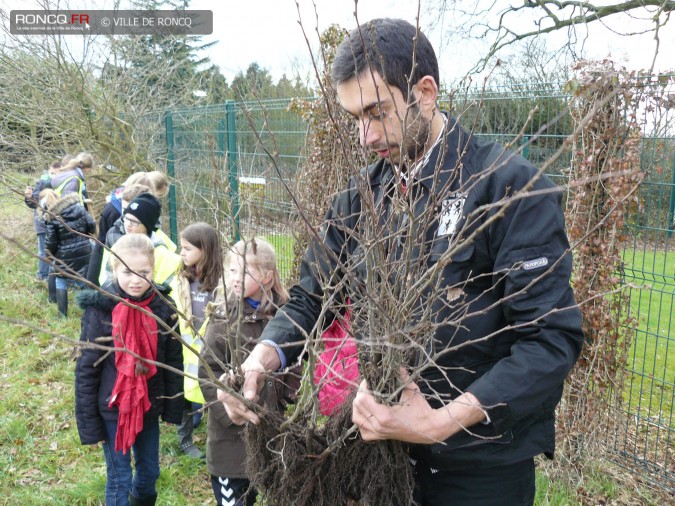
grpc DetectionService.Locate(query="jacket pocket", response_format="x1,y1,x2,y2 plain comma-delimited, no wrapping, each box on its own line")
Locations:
497,244,564,311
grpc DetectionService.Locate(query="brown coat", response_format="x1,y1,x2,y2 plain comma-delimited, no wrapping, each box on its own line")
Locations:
199,296,284,478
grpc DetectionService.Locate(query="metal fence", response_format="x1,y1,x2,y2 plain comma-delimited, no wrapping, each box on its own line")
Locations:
163,99,306,275
158,83,674,491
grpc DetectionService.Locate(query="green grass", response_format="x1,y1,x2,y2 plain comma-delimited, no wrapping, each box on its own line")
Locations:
263,232,296,281
0,188,213,505
0,172,667,505
622,248,675,419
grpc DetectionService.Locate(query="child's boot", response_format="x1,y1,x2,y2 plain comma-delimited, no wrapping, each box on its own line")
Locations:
56,289,68,318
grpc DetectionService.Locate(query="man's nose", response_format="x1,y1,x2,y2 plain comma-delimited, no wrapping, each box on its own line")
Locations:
359,119,378,148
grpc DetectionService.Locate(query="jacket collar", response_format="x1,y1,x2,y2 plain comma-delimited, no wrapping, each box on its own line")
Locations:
378,115,472,196
46,193,82,220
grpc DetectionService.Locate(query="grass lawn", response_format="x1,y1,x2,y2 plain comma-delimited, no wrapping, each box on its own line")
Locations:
622,248,675,421
0,170,668,504
263,232,296,281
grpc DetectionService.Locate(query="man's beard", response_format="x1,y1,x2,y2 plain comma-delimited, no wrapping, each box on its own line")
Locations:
401,102,431,166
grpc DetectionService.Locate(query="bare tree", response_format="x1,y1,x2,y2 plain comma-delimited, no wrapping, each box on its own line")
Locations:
0,0,219,206
426,0,674,73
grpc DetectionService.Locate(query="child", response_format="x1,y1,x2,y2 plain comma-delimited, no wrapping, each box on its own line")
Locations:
105,184,154,248
41,189,96,317
199,238,290,506
170,222,226,458
98,192,181,288
75,233,183,506
145,171,170,198
144,171,176,253
51,152,92,206
91,183,153,285
89,173,155,280
24,161,60,282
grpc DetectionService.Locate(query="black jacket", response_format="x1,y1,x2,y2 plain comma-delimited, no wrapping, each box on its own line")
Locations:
44,193,96,279
74,284,184,445
262,117,584,470
86,202,122,286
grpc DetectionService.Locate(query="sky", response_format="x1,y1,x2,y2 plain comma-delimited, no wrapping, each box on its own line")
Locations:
189,0,675,82
1,0,673,83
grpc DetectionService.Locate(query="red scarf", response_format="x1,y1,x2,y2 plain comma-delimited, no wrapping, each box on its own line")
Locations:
108,293,158,454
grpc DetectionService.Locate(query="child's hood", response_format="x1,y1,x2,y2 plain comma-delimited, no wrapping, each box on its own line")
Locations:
76,288,118,312
45,193,84,222
77,283,173,312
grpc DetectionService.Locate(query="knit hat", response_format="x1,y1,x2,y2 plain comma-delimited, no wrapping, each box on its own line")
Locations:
124,193,161,234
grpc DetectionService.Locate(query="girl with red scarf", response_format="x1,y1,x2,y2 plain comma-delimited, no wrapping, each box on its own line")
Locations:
75,234,183,506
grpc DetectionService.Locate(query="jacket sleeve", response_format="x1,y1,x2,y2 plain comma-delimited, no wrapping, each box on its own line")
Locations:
98,206,117,244
74,307,108,445
25,186,37,209
25,178,49,209
85,212,96,236
260,178,360,363
86,246,103,286
159,303,184,425
199,315,236,428
465,158,584,434
44,221,57,256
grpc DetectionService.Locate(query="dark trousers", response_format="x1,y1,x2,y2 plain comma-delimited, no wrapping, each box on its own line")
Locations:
210,475,256,506
412,458,535,506
176,401,203,447
102,418,160,506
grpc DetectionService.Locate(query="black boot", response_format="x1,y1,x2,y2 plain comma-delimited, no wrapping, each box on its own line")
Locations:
129,493,157,505
56,289,68,318
48,275,57,303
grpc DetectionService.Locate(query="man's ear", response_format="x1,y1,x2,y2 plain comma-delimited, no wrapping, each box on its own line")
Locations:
413,75,439,113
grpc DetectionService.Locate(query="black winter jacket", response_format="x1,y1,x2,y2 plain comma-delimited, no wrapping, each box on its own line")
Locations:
85,202,122,285
44,193,96,279
74,283,183,445
261,117,584,470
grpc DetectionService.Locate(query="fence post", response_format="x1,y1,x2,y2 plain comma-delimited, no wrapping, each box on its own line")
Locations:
668,153,675,238
165,111,178,244
226,100,240,241
522,134,530,160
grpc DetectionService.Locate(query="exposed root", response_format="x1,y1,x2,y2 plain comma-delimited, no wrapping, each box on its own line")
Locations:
243,392,415,505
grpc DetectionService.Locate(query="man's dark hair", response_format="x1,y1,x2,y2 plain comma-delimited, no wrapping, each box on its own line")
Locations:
331,18,439,101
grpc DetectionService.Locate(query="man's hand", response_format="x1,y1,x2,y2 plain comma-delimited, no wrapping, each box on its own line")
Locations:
352,368,486,444
216,343,281,425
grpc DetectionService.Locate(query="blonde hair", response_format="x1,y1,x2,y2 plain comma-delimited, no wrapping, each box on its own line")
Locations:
38,189,60,218
227,238,288,314
60,154,75,165
110,234,155,275
123,172,152,189
146,171,170,197
59,152,94,173
122,184,152,203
